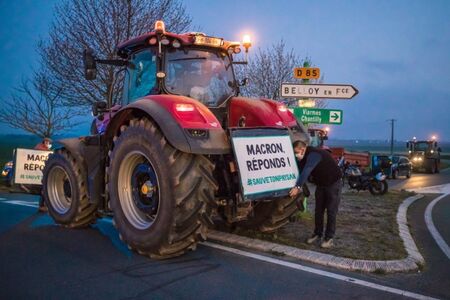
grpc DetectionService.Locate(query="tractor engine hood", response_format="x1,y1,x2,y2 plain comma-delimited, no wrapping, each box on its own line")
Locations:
228,96,310,144
229,97,298,128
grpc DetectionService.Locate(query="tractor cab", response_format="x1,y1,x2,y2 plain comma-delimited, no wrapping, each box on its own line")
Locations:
86,20,307,141
114,21,245,110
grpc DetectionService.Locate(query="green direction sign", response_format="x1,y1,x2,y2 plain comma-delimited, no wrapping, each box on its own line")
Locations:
293,107,343,125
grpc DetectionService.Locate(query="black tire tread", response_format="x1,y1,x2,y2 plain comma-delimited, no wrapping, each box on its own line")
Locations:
108,118,217,259
237,195,298,233
43,149,98,228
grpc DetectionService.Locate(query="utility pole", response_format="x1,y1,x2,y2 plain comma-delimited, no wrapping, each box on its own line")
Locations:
388,119,396,156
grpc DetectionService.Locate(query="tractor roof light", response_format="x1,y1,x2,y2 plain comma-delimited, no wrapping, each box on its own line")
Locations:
161,37,170,45
432,135,437,140
172,39,181,48
154,20,165,34
242,35,252,52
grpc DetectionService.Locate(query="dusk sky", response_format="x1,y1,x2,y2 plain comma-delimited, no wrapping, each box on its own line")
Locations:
0,0,449,141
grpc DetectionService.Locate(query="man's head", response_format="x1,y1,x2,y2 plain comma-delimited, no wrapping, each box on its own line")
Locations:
293,140,307,160
43,138,52,150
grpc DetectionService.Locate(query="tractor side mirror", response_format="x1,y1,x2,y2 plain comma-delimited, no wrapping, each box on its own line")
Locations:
406,142,410,148
83,48,97,80
92,101,107,117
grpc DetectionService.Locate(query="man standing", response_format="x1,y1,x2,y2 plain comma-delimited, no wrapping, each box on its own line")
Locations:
289,140,342,248
34,137,52,212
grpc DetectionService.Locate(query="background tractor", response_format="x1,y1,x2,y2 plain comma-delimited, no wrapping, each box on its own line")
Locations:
42,21,309,259
407,138,441,173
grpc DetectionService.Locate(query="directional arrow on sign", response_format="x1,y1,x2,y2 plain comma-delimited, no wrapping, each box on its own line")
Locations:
329,111,341,123
281,83,359,99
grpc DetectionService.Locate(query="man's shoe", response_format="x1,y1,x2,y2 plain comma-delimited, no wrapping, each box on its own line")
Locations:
306,234,320,244
321,238,334,248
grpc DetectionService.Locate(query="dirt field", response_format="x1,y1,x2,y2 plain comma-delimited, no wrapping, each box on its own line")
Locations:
232,189,414,260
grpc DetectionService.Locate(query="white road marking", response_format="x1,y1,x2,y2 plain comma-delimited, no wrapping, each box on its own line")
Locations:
425,193,450,260
1,200,39,208
409,183,450,260
203,242,437,300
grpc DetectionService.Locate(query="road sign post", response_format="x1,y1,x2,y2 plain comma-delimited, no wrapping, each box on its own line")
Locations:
293,107,343,125
281,83,358,99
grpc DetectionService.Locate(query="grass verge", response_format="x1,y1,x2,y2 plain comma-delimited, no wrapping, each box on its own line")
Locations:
229,190,414,260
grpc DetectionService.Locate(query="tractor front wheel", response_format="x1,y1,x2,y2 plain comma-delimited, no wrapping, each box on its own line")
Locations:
42,149,98,227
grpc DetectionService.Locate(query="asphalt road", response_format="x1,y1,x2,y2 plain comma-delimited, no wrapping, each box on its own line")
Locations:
0,170,449,299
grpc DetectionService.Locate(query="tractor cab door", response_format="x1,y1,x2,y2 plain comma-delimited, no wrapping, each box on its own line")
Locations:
123,48,158,105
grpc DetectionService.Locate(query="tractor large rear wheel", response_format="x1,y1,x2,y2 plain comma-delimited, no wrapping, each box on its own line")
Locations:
107,118,217,259
236,196,298,233
42,149,98,227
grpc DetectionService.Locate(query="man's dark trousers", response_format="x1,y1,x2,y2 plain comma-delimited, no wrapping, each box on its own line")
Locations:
314,179,342,239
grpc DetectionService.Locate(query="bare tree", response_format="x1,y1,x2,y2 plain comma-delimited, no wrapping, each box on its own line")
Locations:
0,73,82,138
38,0,192,107
236,40,326,108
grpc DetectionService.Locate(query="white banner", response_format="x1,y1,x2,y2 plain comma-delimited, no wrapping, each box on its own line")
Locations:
14,148,52,185
232,135,299,198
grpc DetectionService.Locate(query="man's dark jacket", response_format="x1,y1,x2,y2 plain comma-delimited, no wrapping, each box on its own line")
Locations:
298,147,341,187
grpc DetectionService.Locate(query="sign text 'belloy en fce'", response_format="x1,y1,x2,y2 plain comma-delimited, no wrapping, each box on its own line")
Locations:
281,83,358,99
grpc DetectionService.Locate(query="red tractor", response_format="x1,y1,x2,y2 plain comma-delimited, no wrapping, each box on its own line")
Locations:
42,21,309,258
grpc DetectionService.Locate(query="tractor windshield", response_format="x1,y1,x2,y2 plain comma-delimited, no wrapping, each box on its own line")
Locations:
165,48,236,107
414,142,429,151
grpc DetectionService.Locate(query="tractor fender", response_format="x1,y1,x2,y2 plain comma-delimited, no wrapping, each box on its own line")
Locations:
106,97,231,155
57,138,86,165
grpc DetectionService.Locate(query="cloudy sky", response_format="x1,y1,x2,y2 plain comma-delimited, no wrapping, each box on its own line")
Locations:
0,0,449,141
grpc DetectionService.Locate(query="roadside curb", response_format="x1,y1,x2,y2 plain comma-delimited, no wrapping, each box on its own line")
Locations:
207,194,425,273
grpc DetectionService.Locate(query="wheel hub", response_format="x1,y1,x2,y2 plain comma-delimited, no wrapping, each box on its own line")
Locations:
140,180,156,197
131,163,159,216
